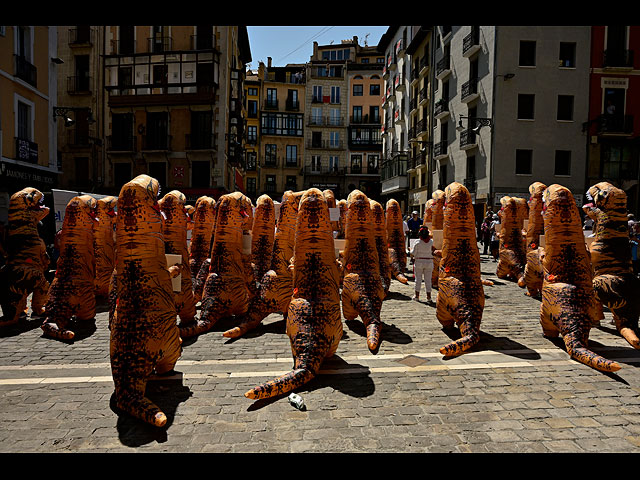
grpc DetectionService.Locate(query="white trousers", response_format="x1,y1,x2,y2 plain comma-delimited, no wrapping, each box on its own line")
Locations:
413,260,433,294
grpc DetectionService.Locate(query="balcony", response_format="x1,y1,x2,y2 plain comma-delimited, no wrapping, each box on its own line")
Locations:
110,39,136,55
263,99,279,110
107,135,136,152
346,164,379,175
459,129,477,150
14,55,37,87
463,177,477,193
603,49,634,69
14,137,38,163
350,114,380,125
434,99,449,120
185,133,217,151
433,141,448,160
461,77,479,103
286,98,300,111
306,140,345,150
394,74,406,92
67,75,92,95
304,165,345,176
68,27,94,46
141,134,172,151
462,29,481,57
409,96,418,113
308,116,344,127
283,157,300,168
408,151,427,171
436,56,451,80
419,55,429,75
261,157,279,168
597,114,634,135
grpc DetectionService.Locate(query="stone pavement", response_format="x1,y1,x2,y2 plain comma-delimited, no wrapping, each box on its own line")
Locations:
2,252,640,453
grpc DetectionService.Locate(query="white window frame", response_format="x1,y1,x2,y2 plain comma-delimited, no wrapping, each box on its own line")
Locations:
14,94,35,141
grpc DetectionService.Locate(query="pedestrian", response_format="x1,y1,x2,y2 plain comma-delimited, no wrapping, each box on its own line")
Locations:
403,216,410,252
631,224,639,277
480,215,492,255
490,214,500,262
410,225,435,303
407,210,423,240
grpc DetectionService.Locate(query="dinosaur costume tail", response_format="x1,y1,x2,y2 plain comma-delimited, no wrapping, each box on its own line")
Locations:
244,368,315,400
40,321,75,341
439,331,480,357
114,391,169,427
566,345,621,373
366,322,382,352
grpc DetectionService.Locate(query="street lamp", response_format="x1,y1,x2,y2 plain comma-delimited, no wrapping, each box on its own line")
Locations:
457,115,493,134
53,107,96,127
409,139,432,153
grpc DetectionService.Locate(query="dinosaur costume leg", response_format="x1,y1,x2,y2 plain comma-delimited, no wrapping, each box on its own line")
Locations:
341,273,383,352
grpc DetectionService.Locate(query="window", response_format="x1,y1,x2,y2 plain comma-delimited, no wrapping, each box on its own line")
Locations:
246,177,256,196
370,106,380,123
329,132,340,148
286,145,297,166
285,175,297,189
191,110,212,149
554,150,571,176
330,86,340,104
515,149,533,175
312,85,323,103
370,84,380,96
353,84,363,96
351,155,362,174
353,106,363,123
557,95,574,121
148,162,167,186
192,160,210,188
519,41,536,67
559,42,576,68
247,87,258,96
367,155,379,173
602,144,635,179
466,155,476,180
265,175,276,192
118,66,132,89
329,156,339,173
266,88,277,108
112,113,133,150
247,100,257,118
311,107,322,125
330,108,341,126
247,125,257,143
265,144,277,165
153,64,168,86
517,94,535,120
246,151,257,170
312,132,322,148
17,101,32,140
311,155,322,172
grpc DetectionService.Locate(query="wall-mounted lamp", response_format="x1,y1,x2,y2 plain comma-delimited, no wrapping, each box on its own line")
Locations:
496,73,515,80
409,139,433,153
457,115,493,134
51,57,64,65
53,107,95,127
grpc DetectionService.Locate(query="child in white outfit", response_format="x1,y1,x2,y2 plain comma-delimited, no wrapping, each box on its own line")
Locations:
410,226,435,302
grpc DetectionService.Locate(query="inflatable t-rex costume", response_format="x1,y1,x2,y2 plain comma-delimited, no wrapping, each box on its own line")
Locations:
0,188,51,325
245,188,342,400
342,190,386,352
385,199,408,284
109,174,182,427
336,199,348,239
435,182,485,356
41,195,98,340
539,184,619,372
159,190,197,325
585,182,640,349
223,190,303,339
322,189,339,234
179,192,254,339
94,196,117,299
251,194,276,287
430,190,445,288
371,199,392,296
521,182,547,297
189,195,216,293
496,196,527,284
422,198,434,225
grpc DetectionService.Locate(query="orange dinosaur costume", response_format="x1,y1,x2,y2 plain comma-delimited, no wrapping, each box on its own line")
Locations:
251,194,276,288
223,190,303,339
430,190,445,288
585,182,640,349
159,190,197,325
385,198,408,284
323,189,339,234
342,190,386,352
245,188,342,400
521,182,547,297
179,191,254,339
94,196,117,299
0,188,51,325
190,196,218,303
422,198,434,225
336,199,348,239
435,182,485,356
538,184,618,372
109,174,182,427
496,196,527,284
41,195,98,340
371,199,392,296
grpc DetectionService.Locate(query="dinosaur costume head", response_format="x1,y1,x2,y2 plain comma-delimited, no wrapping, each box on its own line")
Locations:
213,191,254,238
423,199,434,224
60,195,99,235
541,184,591,288
431,190,446,229
526,182,547,249
8,187,50,228
97,196,117,219
158,190,189,244
586,182,629,241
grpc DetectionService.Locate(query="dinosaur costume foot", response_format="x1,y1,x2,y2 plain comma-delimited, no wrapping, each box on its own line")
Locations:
222,318,261,339
114,395,168,428
618,326,640,349
41,321,75,341
568,346,621,373
439,330,480,357
178,318,213,339
245,368,315,400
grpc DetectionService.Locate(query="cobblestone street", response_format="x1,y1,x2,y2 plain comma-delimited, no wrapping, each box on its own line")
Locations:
2,251,640,453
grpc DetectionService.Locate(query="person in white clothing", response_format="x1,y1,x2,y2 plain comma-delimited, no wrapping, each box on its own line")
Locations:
410,226,435,303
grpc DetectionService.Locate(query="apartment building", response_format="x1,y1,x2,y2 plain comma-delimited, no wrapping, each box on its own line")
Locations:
0,26,59,233
303,36,382,200
379,27,412,213
585,26,640,216
346,41,384,201
431,26,591,223
406,26,434,217
244,66,261,201
55,26,104,192
102,26,251,204
258,58,306,199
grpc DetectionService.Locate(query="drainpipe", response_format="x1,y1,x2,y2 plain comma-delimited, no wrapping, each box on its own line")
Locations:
489,26,498,210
